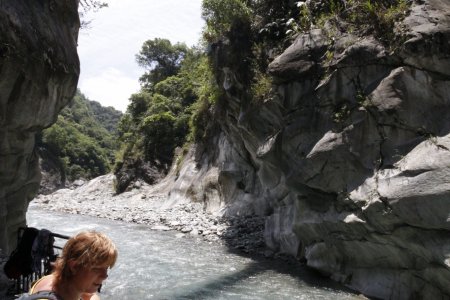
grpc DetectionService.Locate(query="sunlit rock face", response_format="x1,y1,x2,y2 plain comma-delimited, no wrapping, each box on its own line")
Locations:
170,0,450,298
0,0,80,254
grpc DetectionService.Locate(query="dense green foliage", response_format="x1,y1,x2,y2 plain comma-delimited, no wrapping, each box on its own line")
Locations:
87,99,123,134
116,38,218,175
38,91,122,181
136,38,190,90
202,0,251,42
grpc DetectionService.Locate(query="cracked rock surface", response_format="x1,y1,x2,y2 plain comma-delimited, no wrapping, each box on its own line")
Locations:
161,1,450,299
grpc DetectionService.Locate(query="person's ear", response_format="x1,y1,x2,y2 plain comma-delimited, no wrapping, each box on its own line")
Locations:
68,260,78,274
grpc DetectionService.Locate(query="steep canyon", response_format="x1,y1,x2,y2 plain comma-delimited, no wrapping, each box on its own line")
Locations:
0,0,449,299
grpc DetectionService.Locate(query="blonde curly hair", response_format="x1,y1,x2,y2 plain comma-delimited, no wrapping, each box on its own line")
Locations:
53,231,118,283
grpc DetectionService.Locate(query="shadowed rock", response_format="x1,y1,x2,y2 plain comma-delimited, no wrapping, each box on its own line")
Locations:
0,0,80,254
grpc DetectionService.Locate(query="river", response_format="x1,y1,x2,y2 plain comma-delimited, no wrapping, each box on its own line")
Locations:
27,204,360,300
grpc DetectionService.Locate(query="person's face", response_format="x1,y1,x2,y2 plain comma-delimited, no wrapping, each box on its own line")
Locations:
72,262,110,294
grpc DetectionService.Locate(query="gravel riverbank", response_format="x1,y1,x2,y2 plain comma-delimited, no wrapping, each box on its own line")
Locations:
1,174,267,299
33,174,268,256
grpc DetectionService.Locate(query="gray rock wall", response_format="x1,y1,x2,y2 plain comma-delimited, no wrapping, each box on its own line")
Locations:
169,0,450,298
0,0,80,254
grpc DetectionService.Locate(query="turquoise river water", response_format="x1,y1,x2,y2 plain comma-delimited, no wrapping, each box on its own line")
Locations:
27,204,361,300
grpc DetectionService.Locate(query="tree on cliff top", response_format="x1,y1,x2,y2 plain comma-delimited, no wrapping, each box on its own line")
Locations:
136,38,189,90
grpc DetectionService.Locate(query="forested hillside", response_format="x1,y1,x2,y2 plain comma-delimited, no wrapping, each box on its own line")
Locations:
87,99,123,134
37,90,122,192
113,38,218,192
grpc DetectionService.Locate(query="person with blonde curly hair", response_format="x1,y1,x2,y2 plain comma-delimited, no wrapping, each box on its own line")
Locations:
28,231,118,300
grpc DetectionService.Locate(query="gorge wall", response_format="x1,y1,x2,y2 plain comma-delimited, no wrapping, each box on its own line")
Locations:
166,0,450,298
0,1,79,254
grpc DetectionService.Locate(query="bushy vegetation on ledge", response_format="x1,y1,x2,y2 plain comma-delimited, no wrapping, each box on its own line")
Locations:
201,0,410,92
291,0,410,46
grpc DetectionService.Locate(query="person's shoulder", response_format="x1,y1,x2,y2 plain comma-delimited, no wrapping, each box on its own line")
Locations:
30,274,54,293
16,291,61,300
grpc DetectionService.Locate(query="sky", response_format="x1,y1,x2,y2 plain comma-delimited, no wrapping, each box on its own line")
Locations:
77,0,204,112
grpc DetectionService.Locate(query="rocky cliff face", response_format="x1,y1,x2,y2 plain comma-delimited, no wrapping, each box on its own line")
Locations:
0,1,79,254
167,0,450,298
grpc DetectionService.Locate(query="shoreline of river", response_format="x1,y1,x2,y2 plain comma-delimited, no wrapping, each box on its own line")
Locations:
32,174,275,259
1,174,368,299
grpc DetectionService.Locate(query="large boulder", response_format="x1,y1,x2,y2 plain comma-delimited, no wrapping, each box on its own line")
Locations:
0,1,80,254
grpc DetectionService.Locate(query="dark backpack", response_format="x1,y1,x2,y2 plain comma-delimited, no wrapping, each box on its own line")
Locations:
15,291,63,300
3,227,39,279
